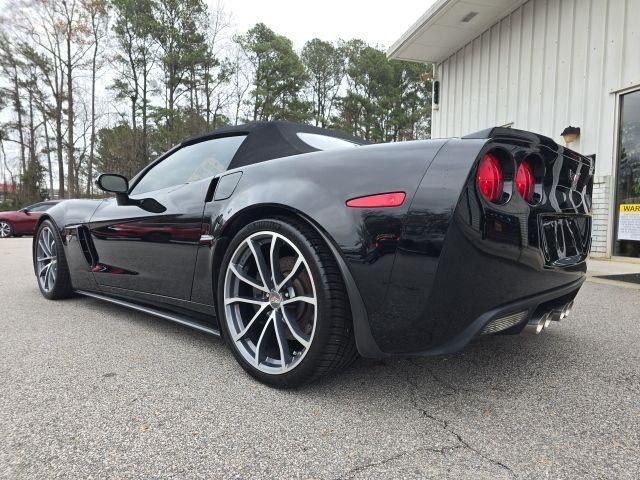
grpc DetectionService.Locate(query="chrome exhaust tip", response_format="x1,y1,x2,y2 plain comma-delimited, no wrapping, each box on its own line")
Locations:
551,301,575,322
563,301,574,318
558,301,574,320
525,313,548,335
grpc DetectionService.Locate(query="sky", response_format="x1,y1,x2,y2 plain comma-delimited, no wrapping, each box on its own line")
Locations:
215,0,436,50
0,0,437,50
0,0,437,186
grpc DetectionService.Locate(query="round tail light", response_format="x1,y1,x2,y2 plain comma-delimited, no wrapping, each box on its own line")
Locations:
516,160,535,202
477,153,504,203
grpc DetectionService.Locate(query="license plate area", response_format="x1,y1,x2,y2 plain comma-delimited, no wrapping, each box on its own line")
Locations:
540,215,591,267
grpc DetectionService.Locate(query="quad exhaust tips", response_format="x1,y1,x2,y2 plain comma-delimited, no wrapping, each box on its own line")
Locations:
551,300,575,322
525,313,548,335
525,301,574,334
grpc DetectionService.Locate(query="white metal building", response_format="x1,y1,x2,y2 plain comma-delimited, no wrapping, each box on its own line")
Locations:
389,0,640,260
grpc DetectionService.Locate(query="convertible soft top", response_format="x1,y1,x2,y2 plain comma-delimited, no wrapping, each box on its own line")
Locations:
179,121,368,169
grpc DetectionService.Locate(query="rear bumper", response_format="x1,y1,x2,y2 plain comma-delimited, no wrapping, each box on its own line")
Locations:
406,276,584,356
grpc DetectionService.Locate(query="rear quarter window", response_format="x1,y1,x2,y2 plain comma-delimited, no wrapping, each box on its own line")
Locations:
296,133,359,151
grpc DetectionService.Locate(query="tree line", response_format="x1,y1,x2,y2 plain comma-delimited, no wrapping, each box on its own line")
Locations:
0,0,432,208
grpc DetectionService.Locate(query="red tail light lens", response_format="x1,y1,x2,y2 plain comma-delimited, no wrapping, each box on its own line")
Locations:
477,153,503,202
516,160,535,202
346,192,406,208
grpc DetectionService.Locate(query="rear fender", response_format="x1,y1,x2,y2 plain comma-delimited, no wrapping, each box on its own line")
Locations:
197,140,449,357
377,138,489,353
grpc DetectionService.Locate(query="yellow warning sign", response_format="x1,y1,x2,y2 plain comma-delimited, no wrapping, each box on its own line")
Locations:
620,204,640,213
618,204,640,241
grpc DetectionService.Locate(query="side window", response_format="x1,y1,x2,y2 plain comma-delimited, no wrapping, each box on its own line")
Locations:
131,135,247,195
27,203,47,212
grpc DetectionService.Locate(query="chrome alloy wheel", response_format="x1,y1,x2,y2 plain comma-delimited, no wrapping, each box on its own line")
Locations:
223,231,317,374
0,221,10,238
36,226,58,293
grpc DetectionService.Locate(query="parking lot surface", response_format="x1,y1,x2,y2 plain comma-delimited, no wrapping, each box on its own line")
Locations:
1,237,639,479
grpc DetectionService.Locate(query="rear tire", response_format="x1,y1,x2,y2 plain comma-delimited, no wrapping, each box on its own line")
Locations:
0,220,13,238
217,217,358,387
34,220,73,300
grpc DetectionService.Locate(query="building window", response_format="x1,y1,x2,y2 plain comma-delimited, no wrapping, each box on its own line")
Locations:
613,89,640,258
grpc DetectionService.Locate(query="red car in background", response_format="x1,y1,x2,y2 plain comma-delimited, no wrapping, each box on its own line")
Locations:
0,201,61,238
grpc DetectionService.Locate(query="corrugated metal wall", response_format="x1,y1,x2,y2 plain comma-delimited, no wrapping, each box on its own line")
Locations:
432,0,640,179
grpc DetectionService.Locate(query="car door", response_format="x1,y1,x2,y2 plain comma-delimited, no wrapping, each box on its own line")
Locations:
88,134,247,300
14,203,47,234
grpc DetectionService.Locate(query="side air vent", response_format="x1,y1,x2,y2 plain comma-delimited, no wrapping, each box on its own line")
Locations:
481,310,528,335
77,226,98,268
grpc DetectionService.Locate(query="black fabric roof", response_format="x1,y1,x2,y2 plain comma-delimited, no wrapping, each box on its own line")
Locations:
180,121,368,169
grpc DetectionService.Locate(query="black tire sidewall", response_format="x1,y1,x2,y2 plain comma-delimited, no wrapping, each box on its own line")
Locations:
217,218,335,387
34,220,71,300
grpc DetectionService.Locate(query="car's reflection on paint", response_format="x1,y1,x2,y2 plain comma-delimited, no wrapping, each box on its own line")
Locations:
91,221,206,245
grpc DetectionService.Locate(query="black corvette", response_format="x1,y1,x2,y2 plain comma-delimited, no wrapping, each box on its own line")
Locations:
33,121,593,386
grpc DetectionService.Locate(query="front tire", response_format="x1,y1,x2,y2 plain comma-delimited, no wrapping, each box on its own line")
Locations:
217,218,357,387
0,220,13,238
34,220,73,300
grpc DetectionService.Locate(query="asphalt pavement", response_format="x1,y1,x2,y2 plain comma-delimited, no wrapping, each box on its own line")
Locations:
1,237,638,479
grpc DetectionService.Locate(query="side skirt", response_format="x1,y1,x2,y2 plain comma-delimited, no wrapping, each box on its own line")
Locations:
75,289,221,337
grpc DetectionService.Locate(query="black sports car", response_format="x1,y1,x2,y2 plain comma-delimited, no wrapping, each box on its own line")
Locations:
32,121,594,387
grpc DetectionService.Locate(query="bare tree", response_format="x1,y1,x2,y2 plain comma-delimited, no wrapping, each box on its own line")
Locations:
0,34,27,177
230,46,251,125
202,1,232,127
13,1,69,197
36,88,55,197
83,0,108,195
60,0,92,196
111,0,157,164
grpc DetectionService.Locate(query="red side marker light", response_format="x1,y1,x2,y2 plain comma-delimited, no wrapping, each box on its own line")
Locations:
346,192,406,208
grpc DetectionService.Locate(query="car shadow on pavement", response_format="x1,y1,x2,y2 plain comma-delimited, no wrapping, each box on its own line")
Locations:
84,294,578,402
302,327,586,410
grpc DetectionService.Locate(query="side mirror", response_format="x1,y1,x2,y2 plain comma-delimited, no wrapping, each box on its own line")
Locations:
139,198,166,214
96,174,129,194
96,173,166,214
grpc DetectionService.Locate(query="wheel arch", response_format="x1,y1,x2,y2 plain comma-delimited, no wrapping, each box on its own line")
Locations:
212,203,385,358
34,213,54,231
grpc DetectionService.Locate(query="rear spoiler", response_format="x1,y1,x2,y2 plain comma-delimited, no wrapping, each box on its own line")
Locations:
463,127,594,169
463,126,560,147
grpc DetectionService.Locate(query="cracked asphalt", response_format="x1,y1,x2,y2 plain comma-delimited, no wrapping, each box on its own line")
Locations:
1,237,639,479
